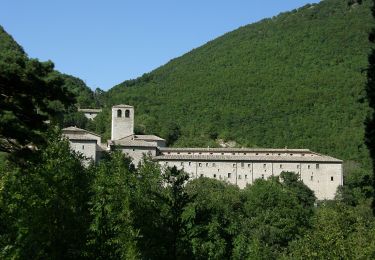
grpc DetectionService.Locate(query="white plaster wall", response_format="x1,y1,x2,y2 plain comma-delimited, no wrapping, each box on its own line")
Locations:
69,140,97,164
122,147,157,167
157,160,342,200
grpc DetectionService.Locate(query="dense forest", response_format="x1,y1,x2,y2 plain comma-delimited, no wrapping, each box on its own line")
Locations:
94,0,374,176
1,0,375,258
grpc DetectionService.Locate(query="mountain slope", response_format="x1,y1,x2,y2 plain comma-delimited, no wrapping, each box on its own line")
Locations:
104,0,374,168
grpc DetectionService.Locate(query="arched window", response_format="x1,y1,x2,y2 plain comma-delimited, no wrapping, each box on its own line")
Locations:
125,109,130,118
117,109,122,118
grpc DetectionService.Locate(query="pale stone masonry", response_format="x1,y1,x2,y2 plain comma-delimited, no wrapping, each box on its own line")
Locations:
63,104,343,200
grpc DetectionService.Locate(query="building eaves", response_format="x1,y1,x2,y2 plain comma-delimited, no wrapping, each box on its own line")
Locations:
154,154,343,163
112,104,133,108
158,147,311,153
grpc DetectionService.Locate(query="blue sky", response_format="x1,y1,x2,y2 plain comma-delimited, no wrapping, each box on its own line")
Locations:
0,0,320,90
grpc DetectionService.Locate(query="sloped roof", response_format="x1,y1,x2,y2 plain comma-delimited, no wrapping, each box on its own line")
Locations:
135,135,165,141
62,126,102,142
158,147,310,153
154,154,342,163
110,139,158,148
112,104,133,108
78,108,102,113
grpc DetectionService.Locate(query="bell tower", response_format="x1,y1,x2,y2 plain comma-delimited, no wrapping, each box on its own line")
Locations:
111,104,134,140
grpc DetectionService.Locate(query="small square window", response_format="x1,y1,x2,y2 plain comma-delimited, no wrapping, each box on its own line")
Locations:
331,176,334,181
228,173,231,178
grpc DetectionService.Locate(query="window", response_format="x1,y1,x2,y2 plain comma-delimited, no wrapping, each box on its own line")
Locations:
243,153,247,155
238,175,242,179
117,109,122,117
212,163,216,167
214,174,217,178
188,162,191,166
278,153,281,156
233,163,236,168
331,176,334,181
297,165,300,169
228,173,231,178
125,109,130,118
200,174,204,178
261,174,264,179
248,164,251,168
241,162,244,168
308,165,310,169
263,164,266,168
206,163,209,167
177,152,180,154
199,152,202,154
280,164,282,169
311,176,313,181
199,163,202,167
316,164,319,169
82,145,84,150
245,175,248,179
180,162,184,166
132,149,135,151
266,153,269,155
256,153,259,155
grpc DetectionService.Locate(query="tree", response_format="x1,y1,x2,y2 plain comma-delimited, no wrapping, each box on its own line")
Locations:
0,129,91,259
184,177,242,259
365,0,375,215
0,49,75,156
87,151,139,259
232,177,315,259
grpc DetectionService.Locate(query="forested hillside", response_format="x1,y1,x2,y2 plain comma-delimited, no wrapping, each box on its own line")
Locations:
0,25,97,110
102,0,374,171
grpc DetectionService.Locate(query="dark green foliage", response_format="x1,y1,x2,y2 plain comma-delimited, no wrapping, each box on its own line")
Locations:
184,178,242,259
87,151,139,259
287,203,375,259
233,174,315,259
0,48,75,155
0,129,91,259
365,0,375,214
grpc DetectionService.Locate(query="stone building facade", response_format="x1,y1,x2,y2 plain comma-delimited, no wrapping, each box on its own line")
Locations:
63,104,343,200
